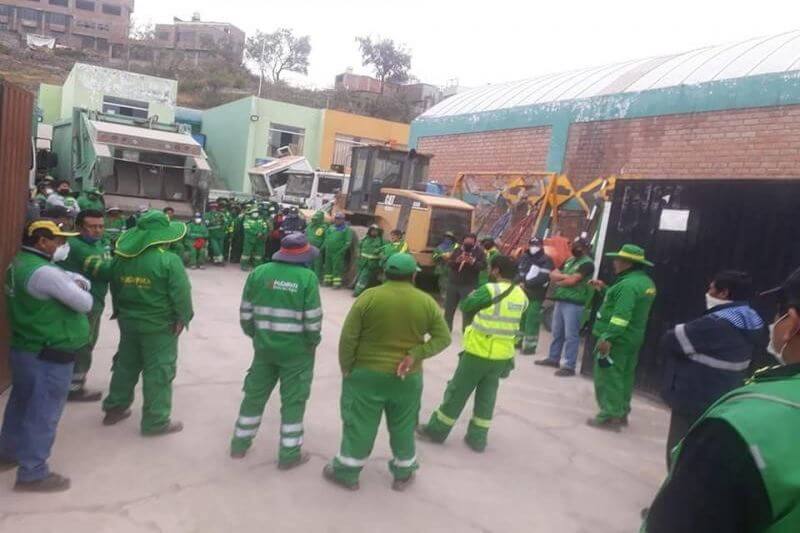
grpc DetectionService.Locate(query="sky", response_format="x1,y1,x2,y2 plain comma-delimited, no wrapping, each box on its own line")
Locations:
133,0,800,90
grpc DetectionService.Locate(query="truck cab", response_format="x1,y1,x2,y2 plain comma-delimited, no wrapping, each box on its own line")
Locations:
248,155,313,203
283,170,349,211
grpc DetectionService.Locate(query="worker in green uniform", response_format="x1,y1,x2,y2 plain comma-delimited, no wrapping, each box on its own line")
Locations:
224,204,239,263
204,202,226,265
47,180,80,216
306,210,328,279
324,253,451,491
184,213,209,270
478,237,500,286
587,244,656,431
230,234,322,469
230,205,246,264
57,209,111,402
321,213,354,288
517,238,554,356
77,188,105,212
241,210,269,271
103,207,126,250
102,210,193,436
417,255,528,452
433,231,458,301
352,225,384,297
162,207,185,260
380,229,409,268
643,266,800,532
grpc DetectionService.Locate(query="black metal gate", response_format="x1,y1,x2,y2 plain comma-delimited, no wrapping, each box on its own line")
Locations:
580,179,800,397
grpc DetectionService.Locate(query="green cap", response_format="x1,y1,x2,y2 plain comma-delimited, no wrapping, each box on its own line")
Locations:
605,243,653,266
385,253,420,275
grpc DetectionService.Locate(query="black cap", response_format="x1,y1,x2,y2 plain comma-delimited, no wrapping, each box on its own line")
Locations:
761,267,800,308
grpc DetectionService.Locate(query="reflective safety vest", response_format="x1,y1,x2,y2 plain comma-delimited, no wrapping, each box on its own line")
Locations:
463,282,528,360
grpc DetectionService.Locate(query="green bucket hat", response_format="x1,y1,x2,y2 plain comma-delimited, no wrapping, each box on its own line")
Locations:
115,210,187,258
385,253,421,276
605,244,654,267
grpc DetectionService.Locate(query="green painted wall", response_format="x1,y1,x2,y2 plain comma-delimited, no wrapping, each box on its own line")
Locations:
201,96,325,193
56,63,177,123
201,97,255,192
38,84,63,125
409,71,800,172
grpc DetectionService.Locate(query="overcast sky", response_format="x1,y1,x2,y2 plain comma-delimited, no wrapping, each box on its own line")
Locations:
133,0,800,90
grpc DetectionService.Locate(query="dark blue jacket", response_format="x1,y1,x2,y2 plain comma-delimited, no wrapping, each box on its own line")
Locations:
660,302,768,420
517,250,554,301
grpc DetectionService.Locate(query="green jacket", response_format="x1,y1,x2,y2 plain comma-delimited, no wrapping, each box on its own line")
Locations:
240,261,322,354
78,194,104,212
478,248,500,286
104,216,126,246
553,255,594,304
5,249,90,352
592,268,656,346
339,280,451,375
59,235,111,311
380,240,409,267
110,246,194,333
243,217,269,238
204,211,226,238
322,224,354,255
306,212,328,248
185,222,209,244
358,235,385,265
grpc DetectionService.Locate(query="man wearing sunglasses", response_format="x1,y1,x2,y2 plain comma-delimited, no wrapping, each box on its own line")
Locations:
644,267,800,532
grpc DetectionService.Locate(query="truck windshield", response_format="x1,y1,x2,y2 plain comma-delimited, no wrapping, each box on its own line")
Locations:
286,174,314,196
317,176,342,194
428,208,473,247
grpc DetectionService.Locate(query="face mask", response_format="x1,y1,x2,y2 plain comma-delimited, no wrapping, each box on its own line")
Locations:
45,188,54,195
767,313,800,365
705,293,729,310
58,189,70,196
529,246,541,255
463,243,474,251
52,242,70,262
194,218,202,224
82,235,100,244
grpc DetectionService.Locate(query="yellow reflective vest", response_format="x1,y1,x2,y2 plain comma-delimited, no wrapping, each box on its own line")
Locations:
463,282,528,360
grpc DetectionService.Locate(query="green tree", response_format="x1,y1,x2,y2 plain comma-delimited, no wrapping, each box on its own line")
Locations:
246,28,311,85
355,36,412,93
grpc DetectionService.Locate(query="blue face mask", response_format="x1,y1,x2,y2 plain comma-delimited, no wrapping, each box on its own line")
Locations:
81,235,100,244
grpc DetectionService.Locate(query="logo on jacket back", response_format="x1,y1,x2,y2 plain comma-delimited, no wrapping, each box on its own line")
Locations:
269,279,299,293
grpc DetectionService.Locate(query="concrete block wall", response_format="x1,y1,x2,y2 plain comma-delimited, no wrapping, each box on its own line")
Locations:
563,104,800,188
417,126,551,184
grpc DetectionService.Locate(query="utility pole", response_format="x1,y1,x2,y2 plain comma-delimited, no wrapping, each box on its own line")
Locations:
257,37,267,98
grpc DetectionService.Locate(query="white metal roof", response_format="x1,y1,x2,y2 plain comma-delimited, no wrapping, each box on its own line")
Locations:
89,120,201,146
421,30,800,119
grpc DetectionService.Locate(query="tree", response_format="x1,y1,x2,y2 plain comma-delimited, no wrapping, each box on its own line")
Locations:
355,36,412,92
246,28,311,85
129,20,155,41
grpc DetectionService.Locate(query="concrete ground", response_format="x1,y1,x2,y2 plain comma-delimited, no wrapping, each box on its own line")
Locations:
0,265,669,533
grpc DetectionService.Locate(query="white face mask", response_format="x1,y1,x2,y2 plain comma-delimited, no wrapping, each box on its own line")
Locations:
194,218,202,224
705,293,730,310
767,314,798,365
529,246,541,255
52,242,70,262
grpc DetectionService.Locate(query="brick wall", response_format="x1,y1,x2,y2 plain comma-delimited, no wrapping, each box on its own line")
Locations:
564,105,800,189
418,126,552,185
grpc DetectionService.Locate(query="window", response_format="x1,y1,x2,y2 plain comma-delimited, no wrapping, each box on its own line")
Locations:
177,31,194,43
102,95,149,118
18,7,40,21
46,12,68,24
96,37,108,52
49,0,68,5
285,173,314,197
110,42,123,58
199,33,214,47
156,31,169,40
0,5,10,16
74,19,95,29
80,35,95,47
96,22,109,31
267,123,305,158
75,0,94,10
317,176,344,195
101,3,120,15
428,208,473,247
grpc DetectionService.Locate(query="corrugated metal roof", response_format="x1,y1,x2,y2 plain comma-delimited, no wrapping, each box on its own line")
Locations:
421,30,800,119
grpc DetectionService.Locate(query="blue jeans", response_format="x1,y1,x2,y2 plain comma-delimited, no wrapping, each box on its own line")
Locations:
0,349,73,482
547,301,584,370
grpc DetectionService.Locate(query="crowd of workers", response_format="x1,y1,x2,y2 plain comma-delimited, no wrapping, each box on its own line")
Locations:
6,177,800,531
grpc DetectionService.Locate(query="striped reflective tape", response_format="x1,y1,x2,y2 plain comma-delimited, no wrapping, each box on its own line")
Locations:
238,415,262,426
471,416,492,429
234,428,258,438
254,306,304,320
281,436,303,448
609,316,630,327
241,301,253,310
240,312,253,320
392,456,417,468
689,354,751,372
255,321,304,333
475,312,521,325
674,324,696,355
336,454,367,467
304,322,322,332
435,409,456,426
470,322,518,337
281,422,303,434
304,308,323,319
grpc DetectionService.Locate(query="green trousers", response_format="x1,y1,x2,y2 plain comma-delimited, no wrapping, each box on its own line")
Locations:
230,349,315,464
331,368,421,486
323,249,347,287
352,261,380,296
72,305,103,393
592,340,642,422
187,246,207,268
208,234,225,264
519,299,543,355
311,252,324,281
435,265,448,301
422,352,509,451
241,235,263,270
103,328,179,433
